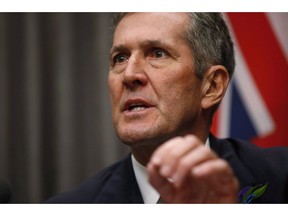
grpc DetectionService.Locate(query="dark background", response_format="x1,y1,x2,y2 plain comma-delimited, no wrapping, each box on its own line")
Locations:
0,13,129,203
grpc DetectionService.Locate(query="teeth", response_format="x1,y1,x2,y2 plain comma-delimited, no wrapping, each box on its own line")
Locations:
127,102,150,112
130,106,146,112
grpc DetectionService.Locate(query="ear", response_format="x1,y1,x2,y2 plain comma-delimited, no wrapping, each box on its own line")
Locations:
201,65,230,110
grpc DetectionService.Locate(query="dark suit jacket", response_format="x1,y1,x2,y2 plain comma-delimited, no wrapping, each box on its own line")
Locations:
46,134,288,203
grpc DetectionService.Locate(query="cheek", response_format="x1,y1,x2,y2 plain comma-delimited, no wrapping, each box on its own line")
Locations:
157,77,201,116
108,74,121,104
108,75,121,125
108,73,115,92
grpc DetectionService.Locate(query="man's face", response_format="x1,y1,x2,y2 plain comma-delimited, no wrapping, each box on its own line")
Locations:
108,13,204,147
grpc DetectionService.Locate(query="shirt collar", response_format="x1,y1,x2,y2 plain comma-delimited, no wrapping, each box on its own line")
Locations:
131,138,210,204
132,154,159,203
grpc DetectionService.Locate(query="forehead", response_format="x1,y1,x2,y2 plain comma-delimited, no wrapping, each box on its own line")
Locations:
113,13,188,46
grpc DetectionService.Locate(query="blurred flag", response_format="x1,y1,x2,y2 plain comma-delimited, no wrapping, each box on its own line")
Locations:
211,13,288,147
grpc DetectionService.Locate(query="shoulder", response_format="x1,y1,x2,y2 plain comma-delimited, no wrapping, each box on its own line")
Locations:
211,135,288,202
45,155,130,203
223,137,288,167
214,135,288,174
210,134,288,163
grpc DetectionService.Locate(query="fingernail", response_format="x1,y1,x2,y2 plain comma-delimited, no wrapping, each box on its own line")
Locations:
171,174,181,187
191,167,201,176
151,156,161,165
160,165,172,177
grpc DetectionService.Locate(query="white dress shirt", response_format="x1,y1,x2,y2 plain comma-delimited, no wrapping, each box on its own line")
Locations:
131,138,210,203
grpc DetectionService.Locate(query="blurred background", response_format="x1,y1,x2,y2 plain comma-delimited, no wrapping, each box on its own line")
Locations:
0,13,287,203
0,13,129,203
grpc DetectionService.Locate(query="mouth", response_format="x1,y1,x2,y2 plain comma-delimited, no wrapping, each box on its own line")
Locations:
123,99,154,112
127,103,150,112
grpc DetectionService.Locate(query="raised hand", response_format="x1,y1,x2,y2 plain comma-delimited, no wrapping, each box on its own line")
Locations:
147,135,239,203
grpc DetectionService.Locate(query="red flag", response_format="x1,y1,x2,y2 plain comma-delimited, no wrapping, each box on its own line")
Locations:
211,13,288,148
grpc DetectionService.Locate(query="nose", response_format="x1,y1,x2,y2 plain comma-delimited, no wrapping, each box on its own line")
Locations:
123,55,148,89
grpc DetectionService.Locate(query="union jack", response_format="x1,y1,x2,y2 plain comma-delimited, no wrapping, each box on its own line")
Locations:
211,13,288,148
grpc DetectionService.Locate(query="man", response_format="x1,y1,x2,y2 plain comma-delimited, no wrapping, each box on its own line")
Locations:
46,12,288,203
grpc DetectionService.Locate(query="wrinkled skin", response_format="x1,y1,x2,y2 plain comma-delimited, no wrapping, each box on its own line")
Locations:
108,13,239,203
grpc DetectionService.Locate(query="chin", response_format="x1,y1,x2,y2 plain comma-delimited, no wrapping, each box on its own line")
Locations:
118,133,150,146
117,129,175,148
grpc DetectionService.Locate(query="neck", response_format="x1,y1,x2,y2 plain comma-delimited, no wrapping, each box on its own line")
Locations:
131,144,158,166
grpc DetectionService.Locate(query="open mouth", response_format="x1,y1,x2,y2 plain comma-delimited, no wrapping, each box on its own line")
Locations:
123,99,154,113
127,103,150,112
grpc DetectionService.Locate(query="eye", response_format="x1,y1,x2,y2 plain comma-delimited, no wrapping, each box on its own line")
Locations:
151,49,167,58
113,53,129,65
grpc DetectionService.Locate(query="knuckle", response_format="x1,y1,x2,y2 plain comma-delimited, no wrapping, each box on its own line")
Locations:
201,146,211,155
162,136,182,150
215,159,234,176
185,135,199,146
199,146,214,159
178,158,192,170
219,159,231,171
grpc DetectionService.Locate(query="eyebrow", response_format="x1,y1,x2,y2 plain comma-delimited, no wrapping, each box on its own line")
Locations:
110,39,179,58
109,44,129,60
141,39,164,48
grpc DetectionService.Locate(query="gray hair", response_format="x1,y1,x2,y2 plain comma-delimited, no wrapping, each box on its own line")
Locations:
112,13,235,79
185,13,235,79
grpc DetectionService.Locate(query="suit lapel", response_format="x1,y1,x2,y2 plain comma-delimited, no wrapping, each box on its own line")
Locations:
209,134,257,189
95,135,258,203
94,155,144,203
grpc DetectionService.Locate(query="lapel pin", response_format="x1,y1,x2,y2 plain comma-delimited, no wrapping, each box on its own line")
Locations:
239,182,268,203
